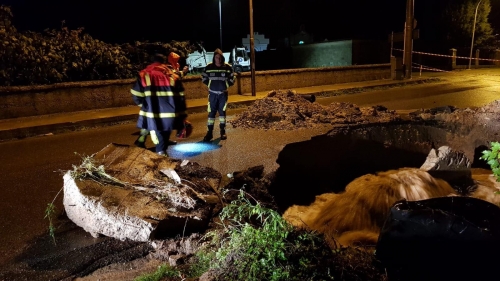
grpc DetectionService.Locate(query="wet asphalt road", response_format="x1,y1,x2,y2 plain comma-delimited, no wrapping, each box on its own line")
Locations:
0,69,499,269
320,70,500,110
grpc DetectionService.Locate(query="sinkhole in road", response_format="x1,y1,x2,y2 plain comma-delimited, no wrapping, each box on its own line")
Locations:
268,122,490,212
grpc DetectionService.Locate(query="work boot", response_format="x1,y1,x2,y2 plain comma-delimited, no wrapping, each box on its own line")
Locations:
135,129,149,148
167,140,177,145
157,151,169,157
203,131,213,142
134,139,146,148
220,130,227,140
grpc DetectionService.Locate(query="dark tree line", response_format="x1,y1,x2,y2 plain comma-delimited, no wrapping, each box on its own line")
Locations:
0,5,195,86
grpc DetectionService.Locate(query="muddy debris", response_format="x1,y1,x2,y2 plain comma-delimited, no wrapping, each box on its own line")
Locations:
229,89,402,130
409,100,500,133
222,165,277,209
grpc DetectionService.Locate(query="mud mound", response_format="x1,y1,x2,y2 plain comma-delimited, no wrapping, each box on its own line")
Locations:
230,89,401,130
477,100,500,113
409,100,500,138
410,100,500,122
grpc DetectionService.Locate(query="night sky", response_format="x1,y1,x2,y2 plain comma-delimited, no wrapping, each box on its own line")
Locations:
2,0,500,51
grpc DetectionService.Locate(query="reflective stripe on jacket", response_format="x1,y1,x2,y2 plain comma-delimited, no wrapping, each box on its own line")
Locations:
202,62,235,92
131,62,186,132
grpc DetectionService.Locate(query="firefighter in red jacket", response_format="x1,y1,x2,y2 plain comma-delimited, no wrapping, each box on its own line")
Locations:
131,53,187,156
167,52,189,78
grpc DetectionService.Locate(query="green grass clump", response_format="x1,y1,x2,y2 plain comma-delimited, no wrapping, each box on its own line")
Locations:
197,190,335,281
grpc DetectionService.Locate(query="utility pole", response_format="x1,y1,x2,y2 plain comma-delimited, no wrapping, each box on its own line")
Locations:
219,0,222,49
403,0,414,79
249,0,256,96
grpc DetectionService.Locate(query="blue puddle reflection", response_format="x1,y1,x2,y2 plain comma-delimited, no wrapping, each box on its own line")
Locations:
169,142,221,157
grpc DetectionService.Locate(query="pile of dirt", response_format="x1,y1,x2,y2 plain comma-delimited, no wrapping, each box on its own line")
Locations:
410,100,500,124
230,89,402,130
408,100,500,145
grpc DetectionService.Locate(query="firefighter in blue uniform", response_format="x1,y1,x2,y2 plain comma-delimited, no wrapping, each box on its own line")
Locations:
201,48,235,142
130,53,187,156
133,52,188,148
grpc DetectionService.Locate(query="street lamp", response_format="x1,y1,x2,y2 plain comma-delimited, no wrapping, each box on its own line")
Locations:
219,0,222,49
468,0,483,70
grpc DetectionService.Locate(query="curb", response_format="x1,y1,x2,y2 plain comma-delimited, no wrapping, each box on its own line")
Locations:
0,105,209,142
313,77,441,96
0,117,136,142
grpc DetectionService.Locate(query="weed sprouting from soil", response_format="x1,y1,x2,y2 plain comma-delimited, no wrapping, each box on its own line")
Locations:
44,188,62,245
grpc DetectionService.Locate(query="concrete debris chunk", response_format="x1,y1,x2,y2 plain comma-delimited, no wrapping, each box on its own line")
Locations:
420,146,471,171
63,143,221,242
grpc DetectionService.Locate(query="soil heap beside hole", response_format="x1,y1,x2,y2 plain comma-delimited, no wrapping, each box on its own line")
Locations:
230,89,402,130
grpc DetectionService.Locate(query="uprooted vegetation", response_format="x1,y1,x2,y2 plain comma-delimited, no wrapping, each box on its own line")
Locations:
188,191,387,281
229,89,401,130
132,189,388,281
128,165,388,281
68,152,206,210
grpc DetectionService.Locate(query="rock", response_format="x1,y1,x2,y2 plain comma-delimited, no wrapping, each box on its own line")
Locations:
420,146,474,193
63,143,221,242
168,254,186,267
420,146,471,171
150,233,201,261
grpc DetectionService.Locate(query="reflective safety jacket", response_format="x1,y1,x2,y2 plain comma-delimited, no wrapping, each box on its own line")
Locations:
202,49,235,93
131,62,187,132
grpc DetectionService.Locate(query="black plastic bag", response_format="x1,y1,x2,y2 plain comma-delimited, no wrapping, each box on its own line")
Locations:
376,196,500,281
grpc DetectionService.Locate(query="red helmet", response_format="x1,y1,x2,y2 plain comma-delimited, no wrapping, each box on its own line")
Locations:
176,120,193,138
